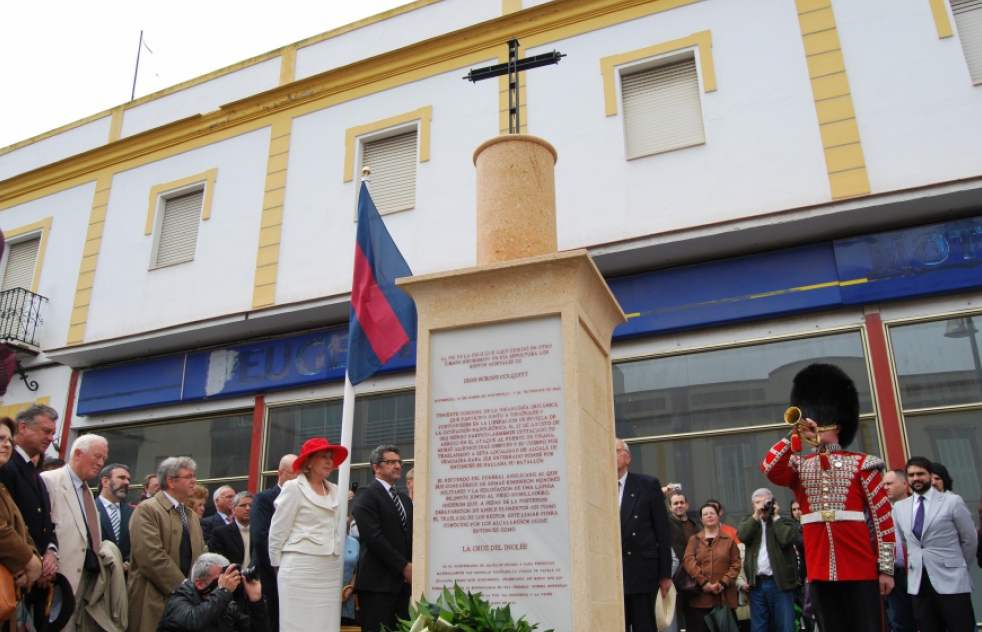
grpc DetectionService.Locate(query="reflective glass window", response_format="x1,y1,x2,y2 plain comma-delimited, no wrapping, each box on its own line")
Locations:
613,332,873,440
890,316,982,409
88,412,253,484
265,390,415,470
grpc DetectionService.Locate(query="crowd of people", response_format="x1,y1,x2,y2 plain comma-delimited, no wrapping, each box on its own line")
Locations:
619,363,981,632
0,403,415,632
1,362,981,632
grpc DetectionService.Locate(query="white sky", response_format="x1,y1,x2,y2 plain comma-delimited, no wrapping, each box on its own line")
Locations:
0,0,410,149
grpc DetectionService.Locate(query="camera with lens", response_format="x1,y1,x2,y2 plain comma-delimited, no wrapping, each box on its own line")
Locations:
239,566,258,582
763,499,776,516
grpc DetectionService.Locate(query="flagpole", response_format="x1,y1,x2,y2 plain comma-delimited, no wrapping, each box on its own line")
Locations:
131,30,144,101
336,166,372,521
336,372,355,522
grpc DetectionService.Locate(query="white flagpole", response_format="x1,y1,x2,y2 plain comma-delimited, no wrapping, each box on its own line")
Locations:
336,372,356,522
336,167,372,519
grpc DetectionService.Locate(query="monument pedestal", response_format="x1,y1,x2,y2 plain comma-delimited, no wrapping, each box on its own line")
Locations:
399,247,627,630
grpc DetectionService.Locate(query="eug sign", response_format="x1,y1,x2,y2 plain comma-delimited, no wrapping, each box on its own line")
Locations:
427,316,572,631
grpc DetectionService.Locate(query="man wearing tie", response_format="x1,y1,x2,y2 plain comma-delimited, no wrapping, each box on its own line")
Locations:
893,457,978,632
96,463,134,570
41,434,109,596
251,454,297,632
201,485,236,546
351,445,414,632
616,438,673,632
210,491,254,568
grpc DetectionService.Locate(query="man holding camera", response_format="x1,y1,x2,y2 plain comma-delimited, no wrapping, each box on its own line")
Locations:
737,488,799,632
157,553,269,632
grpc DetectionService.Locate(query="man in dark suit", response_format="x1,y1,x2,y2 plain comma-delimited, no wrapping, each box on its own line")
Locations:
616,439,672,632
351,445,413,632
250,454,297,632
96,462,134,569
0,404,61,632
210,491,254,568
201,485,236,547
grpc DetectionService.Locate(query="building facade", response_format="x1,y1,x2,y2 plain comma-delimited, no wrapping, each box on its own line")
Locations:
1,0,981,613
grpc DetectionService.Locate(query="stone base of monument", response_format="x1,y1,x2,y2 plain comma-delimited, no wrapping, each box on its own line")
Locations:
398,135,626,631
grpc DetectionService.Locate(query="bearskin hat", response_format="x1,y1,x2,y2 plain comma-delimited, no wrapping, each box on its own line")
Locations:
789,363,860,448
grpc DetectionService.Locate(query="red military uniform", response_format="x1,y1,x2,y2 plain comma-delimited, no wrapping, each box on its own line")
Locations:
763,437,895,581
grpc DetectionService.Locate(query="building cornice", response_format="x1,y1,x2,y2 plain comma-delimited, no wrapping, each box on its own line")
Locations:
0,0,701,209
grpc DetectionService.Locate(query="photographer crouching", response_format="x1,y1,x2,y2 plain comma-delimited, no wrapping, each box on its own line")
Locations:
736,488,799,632
157,554,269,632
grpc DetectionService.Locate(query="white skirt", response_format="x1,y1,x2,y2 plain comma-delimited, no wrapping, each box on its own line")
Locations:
278,551,342,632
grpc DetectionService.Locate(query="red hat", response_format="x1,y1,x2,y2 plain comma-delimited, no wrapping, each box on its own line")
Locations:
294,438,349,472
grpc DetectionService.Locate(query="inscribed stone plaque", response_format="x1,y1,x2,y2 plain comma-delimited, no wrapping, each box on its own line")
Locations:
427,316,572,630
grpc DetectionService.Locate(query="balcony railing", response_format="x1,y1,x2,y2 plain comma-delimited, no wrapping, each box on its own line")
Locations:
0,288,46,352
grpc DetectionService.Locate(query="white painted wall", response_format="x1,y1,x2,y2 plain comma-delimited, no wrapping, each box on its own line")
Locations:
276,61,499,305
84,128,270,341
527,0,831,251
0,116,111,181
834,0,982,193
295,0,500,80
0,363,74,437
120,58,281,138
0,182,96,352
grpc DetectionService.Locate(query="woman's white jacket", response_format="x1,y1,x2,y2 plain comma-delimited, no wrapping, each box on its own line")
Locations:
268,476,343,566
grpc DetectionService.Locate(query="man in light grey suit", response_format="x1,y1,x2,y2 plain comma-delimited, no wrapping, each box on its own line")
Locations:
893,456,977,632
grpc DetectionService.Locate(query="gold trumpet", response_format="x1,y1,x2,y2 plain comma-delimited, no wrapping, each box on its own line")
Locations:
784,407,838,448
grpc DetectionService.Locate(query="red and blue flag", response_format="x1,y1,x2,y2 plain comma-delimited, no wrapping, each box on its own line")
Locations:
347,182,417,385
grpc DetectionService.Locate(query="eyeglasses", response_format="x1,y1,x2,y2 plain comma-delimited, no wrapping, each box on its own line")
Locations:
0,436,11,446
170,475,196,480
380,459,404,466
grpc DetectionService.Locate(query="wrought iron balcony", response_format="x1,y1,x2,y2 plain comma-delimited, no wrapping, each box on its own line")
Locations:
0,287,46,353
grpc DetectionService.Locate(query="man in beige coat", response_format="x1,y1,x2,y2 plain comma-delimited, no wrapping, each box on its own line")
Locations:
127,456,206,632
41,434,108,596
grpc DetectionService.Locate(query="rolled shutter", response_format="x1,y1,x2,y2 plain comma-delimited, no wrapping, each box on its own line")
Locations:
362,131,418,214
952,0,982,83
155,190,203,267
1,237,40,292
622,57,705,159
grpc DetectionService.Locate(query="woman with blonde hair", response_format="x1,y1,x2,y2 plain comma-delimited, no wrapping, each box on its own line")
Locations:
185,484,209,519
269,438,348,632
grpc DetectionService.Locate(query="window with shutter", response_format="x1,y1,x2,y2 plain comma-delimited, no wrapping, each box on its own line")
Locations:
361,130,418,214
951,0,982,83
154,189,203,268
1,237,40,292
621,56,705,159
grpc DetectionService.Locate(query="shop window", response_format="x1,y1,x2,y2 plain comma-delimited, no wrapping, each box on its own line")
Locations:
264,390,416,491
889,313,982,618
1,237,40,292
621,55,705,159
152,189,204,268
360,130,418,214
613,330,879,529
951,0,982,84
83,411,253,492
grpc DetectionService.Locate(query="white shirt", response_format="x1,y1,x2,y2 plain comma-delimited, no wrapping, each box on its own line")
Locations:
617,473,628,508
68,466,92,523
236,520,251,568
161,491,182,509
98,495,119,512
757,518,772,576
14,445,33,464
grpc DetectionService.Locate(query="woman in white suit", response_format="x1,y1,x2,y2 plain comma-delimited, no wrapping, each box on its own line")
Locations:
269,437,348,632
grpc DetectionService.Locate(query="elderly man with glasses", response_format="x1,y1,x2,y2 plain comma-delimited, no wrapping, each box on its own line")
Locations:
127,456,207,632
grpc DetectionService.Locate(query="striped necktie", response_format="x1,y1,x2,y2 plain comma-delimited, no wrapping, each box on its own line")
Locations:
177,503,190,533
109,503,121,540
390,487,407,531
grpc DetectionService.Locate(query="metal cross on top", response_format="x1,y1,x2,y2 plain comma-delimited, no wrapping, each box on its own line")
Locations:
464,38,566,134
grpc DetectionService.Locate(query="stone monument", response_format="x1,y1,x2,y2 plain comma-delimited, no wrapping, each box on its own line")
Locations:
398,134,626,630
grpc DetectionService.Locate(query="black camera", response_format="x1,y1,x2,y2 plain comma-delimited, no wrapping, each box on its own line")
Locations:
763,499,777,516
221,565,257,582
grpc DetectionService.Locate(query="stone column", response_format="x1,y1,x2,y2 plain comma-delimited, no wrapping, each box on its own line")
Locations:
399,135,626,631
